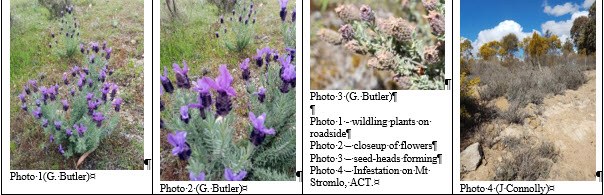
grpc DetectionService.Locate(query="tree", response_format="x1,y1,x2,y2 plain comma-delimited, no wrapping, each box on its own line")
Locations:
570,16,590,54
479,41,500,61
562,38,574,56
582,2,596,55
545,34,561,55
523,32,549,69
460,39,473,59
499,33,519,58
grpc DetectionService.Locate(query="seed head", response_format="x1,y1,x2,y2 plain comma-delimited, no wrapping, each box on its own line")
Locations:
377,16,415,42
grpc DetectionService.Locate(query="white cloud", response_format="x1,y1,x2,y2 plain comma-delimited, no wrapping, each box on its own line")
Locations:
472,20,535,54
541,11,589,41
582,0,595,8
543,2,580,16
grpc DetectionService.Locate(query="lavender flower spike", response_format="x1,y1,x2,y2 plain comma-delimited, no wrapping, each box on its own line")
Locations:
42,118,49,128
193,78,212,108
62,99,69,111
249,112,276,146
66,127,72,137
161,67,175,93
279,0,289,22
113,98,123,112
180,106,190,124
18,92,26,103
224,168,247,181
92,111,105,127
58,144,65,155
204,65,236,116
257,87,266,103
105,47,112,60
173,61,191,89
167,131,191,160
189,171,206,181
74,123,87,136
54,120,62,131
239,58,250,81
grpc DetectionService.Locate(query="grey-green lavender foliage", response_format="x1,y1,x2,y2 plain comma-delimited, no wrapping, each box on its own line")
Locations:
49,5,80,58
20,41,120,159
219,0,257,53
318,1,445,90
162,56,296,181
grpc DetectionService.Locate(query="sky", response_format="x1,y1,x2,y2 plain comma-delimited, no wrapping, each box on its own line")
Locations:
461,0,594,54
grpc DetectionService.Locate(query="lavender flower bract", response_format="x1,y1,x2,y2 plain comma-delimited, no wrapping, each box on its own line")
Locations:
189,171,206,181
92,111,105,127
161,67,175,93
224,168,247,181
167,131,191,160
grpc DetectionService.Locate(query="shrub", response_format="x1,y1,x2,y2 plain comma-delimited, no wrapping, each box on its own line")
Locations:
48,4,80,58
38,0,72,19
18,41,120,159
217,0,258,53
161,48,296,181
317,1,445,90
495,141,558,181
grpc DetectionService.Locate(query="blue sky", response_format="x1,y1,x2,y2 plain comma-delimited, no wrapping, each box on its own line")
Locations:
461,0,594,53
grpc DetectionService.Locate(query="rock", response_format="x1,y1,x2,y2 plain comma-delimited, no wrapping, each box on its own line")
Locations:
493,97,509,112
461,142,483,173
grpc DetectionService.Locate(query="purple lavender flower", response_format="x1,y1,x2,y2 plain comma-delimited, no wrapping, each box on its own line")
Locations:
279,55,296,93
91,42,99,53
70,88,75,96
42,118,48,128
89,54,96,64
54,120,62,131
215,32,219,38
80,43,85,54
62,99,69,111
113,98,123,112
92,111,105,127
18,92,26,103
167,131,191,160
173,61,191,89
35,99,41,107
257,87,266,103
50,134,54,143
220,15,224,24
254,48,264,67
23,84,31,95
279,0,289,22
193,79,212,109
58,144,65,155
28,80,38,92
180,106,190,124
87,78,93,88
204,65,236,116
224,168,247,181
292,9,296,23
86,93,94,101
261,47,273,64
88,100,99,115
63,72,69,85
102,41,107,50
66,127,72,137
40,86,49,102
83,67,89,75
74,123,87,136
21,103,27,111
286,47,296,60
249,112,276,146
189,171,206,181
32,107,42,119
77,77,84,91
99,69,106,82
105,47,112,60
161,67,175,93
101,83,111,101
239,58,250,81
110,84,118,100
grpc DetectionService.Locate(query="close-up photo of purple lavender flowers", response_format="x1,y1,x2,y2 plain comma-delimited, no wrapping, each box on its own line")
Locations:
10,0,144,170
160,0,296,181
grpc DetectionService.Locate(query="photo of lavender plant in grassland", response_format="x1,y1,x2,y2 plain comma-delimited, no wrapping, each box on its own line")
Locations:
160,0,296,181
10,0,144,170
311,0,445,90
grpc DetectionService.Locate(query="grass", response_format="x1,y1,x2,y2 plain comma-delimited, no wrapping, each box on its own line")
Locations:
159,0,296,180
10,0,144,170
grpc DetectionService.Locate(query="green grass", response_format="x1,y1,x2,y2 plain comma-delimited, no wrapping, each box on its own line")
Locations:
10,0,144,170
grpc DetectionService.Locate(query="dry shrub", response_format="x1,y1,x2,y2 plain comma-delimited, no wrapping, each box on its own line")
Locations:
495,140,559,181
